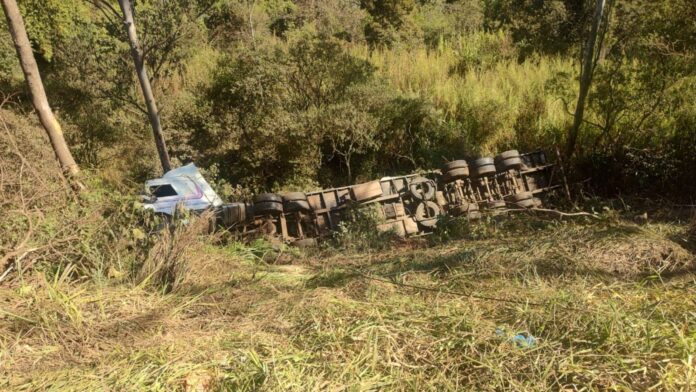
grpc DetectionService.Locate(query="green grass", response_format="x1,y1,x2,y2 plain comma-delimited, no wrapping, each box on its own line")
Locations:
351,38,575,154
1,214,695,391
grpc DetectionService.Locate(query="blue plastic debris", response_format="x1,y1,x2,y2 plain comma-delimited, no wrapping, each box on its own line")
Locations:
512,333,537,348
496,327,537,348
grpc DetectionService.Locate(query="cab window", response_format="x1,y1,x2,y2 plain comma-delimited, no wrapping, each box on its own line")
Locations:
150,184,178,197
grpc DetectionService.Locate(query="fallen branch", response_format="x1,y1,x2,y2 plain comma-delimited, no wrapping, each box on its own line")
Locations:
0,264,14,283
531,207,600,219
497,206,600,219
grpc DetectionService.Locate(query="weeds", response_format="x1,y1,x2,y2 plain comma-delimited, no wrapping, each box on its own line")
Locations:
331,203,400,252
136,212,214,293
3,212,694,391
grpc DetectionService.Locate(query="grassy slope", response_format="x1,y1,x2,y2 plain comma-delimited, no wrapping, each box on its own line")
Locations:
1,216,695,391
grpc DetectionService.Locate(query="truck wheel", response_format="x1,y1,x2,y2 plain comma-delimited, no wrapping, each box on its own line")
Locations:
505,191,534,208
467,211,482,220
254,201,283,215
221,203,252,226
515,199,536,208
253,193,283,203
471,157,497,177
495,150,523,171
415,201,441,228
408,177,436,201
450,201,478,216
443,167,469,182
450,204,467,216
285,200,312,213
291,238,318,248
442,160,468,171
282,192,307,202
351,181,383,202
282,192,311,213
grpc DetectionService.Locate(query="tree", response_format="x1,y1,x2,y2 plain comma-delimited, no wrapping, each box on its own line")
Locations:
483,0,587,58
116,0,172,173
1,0,81,178
565,0,607,158
360,0,419,47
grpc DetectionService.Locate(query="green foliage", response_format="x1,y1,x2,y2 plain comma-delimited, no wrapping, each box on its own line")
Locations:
16,0,90,61
361,0,421,47
2,0,696,197
450,30,517,74
483,0,589,58
0,29,19,83
414,0,483,48
172,27,442,189
331,204,396,251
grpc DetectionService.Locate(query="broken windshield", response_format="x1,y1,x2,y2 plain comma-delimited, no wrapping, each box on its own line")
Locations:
149,184,178,198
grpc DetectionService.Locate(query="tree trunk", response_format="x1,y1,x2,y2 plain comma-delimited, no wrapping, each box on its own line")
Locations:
565,0,606,158
1,0,80,178
117,0,172,173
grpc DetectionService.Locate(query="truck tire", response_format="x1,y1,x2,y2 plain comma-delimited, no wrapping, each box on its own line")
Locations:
254,201,283,215
442,160,468,171
467,211,482,220
497,150,521,160
505,191,534,208
450,201,479,216
284,200,312,213
290,238,318,248
254,193,283,203
281,192,311,212
471,157,497,177
443,167,469,182
515,199,536,208
415,201,441,228
495,150,523,171
282,192,307,202
450,204,468,216
351,181,383,202
408,177,436,201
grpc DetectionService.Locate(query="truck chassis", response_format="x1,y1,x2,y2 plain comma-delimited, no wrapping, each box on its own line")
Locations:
205,149,560,245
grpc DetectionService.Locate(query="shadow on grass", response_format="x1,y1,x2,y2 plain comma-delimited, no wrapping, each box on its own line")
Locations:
305,270,360,288
95,308,170,339
305,233,696,291
304,249,481,289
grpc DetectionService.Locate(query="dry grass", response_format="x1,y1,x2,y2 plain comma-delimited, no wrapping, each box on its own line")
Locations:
351,39,575,154
137,212,216,293
1,214,695,391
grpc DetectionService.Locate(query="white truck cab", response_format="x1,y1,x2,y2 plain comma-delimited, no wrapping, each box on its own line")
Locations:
141,163,223,216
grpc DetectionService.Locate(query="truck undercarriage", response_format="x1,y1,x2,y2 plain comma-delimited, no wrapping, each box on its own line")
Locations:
143,150,561,245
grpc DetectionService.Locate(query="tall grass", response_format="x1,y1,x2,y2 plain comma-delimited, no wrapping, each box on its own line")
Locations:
352,34,576,154
3,213,694,391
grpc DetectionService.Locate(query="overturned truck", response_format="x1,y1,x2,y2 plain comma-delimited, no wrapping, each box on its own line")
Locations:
142,150,560,245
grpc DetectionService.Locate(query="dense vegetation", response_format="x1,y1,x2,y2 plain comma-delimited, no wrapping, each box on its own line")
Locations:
1,0,695,197
2,2,696,391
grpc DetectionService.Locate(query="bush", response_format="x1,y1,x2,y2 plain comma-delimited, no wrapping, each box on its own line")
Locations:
331,204,398,251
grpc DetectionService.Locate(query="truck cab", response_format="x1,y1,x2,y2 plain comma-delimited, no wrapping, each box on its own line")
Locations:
141,163,223,216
